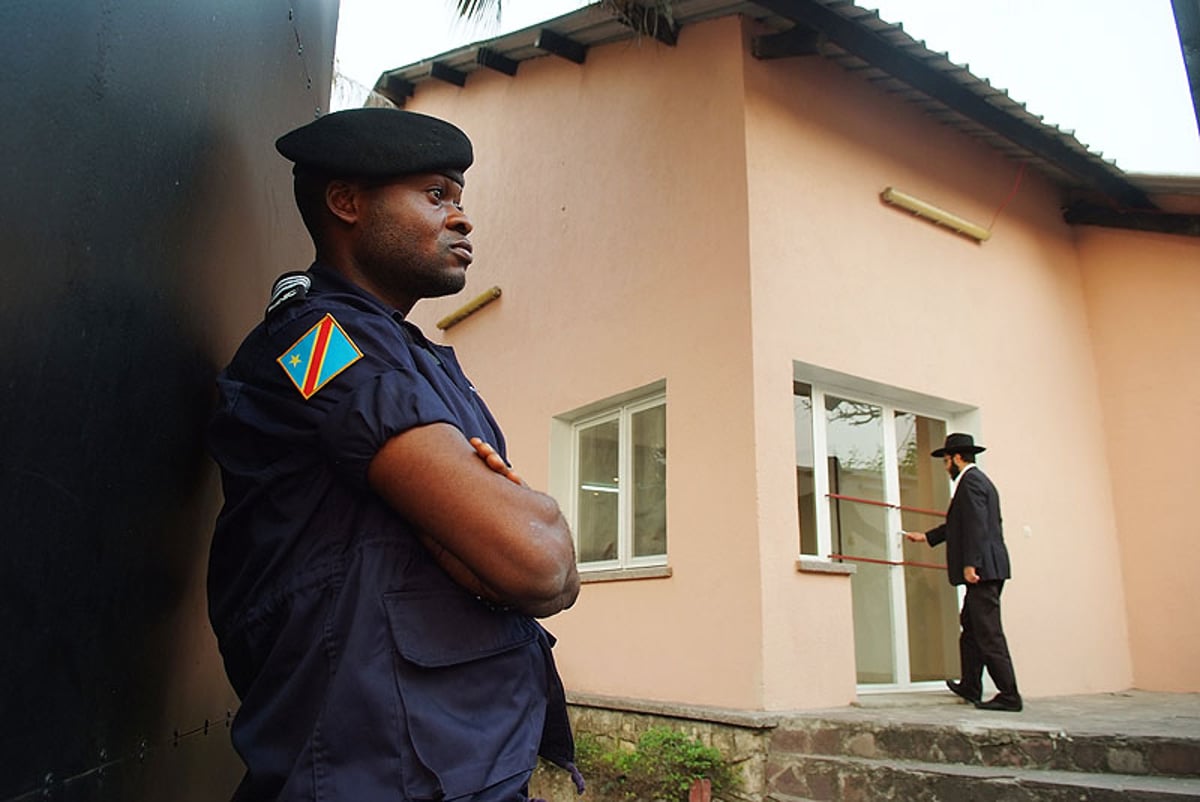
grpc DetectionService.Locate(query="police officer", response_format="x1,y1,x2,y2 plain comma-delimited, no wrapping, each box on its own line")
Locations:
207,108,583,800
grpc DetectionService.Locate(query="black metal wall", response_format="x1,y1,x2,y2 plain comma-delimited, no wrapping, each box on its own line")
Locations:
0,2,338,799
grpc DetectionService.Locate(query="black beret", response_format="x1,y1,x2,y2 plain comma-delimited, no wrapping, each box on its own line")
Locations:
275,108,473,185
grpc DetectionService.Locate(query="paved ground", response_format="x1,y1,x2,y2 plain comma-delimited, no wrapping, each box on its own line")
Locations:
786,689,1200,740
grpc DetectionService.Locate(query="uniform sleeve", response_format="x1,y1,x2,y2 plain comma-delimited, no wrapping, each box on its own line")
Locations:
318,367,457,489
263,305,461,490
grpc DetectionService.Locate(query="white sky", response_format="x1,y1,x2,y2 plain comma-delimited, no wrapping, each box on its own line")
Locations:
332,0,1200,175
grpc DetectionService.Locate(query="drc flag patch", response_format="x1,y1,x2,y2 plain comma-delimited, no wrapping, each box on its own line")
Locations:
278,313,363,399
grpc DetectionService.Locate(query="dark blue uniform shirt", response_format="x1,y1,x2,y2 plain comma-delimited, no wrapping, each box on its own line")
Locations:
207,263,575,801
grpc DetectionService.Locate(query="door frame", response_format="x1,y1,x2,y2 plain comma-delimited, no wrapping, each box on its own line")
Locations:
792,364,976,693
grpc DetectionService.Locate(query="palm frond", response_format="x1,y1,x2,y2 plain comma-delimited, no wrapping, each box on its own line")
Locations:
452,0,676,26
454,0,502,22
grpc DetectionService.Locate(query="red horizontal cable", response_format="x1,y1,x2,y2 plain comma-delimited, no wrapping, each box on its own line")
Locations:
829,553,946,571
827,492,945,518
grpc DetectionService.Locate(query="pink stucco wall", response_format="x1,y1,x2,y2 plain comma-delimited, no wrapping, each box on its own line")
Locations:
736,16,1136,701
1077,226,1200,691
399,13,1191,709
406,16,769,709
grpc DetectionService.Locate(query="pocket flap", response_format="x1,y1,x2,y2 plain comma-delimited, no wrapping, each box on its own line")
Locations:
383,587,536,668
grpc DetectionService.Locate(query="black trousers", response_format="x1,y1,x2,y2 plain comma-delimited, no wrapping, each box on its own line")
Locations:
959,580,1019,699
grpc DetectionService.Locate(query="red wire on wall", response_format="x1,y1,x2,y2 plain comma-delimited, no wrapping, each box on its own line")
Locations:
988,163,1027,232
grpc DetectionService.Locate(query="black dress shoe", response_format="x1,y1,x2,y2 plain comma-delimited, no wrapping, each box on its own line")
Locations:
946,680,980,704
975,694,1023,712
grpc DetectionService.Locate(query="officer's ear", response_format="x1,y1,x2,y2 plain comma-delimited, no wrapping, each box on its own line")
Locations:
326,179,362,225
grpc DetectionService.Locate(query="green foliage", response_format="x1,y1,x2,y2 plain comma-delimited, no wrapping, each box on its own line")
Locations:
576,727,741,802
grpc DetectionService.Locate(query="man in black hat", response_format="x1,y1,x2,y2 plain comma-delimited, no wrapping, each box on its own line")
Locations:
904,433,1021,712
206,108,583,800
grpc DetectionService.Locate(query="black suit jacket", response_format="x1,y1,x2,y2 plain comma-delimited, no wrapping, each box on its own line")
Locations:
925,466,1011,586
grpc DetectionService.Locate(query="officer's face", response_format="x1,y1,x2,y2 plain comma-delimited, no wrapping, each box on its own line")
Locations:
350,172,473,313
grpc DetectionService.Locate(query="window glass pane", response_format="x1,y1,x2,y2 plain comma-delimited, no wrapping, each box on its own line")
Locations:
895,412,950,528
577,419,619,563
896,412,959,682
825,395,887,557
793,384,817,555
631,404,667,558
825,395,895,685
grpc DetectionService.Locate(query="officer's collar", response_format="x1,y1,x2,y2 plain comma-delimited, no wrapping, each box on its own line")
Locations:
308,261,408,324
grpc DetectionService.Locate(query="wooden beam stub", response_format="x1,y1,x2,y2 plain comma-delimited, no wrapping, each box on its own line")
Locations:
753,25,823,60
430,61,467,87
535,28,587,64
476,47,519,76
375,74,414,106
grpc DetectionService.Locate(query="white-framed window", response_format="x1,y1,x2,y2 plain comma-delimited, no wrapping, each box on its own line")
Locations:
552,384,667,571
792,365,975,563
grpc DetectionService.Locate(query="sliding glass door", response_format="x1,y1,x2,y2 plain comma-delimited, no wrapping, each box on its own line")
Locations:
795,383,959,689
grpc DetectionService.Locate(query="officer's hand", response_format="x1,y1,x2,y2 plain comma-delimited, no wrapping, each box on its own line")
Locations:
903,531,927,543
964,566,980,584
469,437,525,486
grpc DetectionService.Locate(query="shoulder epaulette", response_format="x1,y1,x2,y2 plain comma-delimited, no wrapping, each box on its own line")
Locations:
265,272,312,319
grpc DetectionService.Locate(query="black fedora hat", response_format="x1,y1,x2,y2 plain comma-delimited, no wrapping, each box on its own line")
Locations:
931,432,986,457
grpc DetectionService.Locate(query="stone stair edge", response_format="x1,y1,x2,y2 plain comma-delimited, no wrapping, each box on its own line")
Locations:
770,715,1200,750
768,718,1200,778
770,753,1200,797
773,715,1200,742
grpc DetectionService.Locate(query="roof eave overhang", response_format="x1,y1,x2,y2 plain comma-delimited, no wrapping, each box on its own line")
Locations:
374,0,1200,236
749,0,1155,211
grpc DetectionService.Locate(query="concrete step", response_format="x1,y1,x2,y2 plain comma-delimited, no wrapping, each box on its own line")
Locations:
770,717,1200,779
766,753,1200,802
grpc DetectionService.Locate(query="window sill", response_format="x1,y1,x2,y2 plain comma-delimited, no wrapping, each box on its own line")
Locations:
796,557,856,575
579,565,672,584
